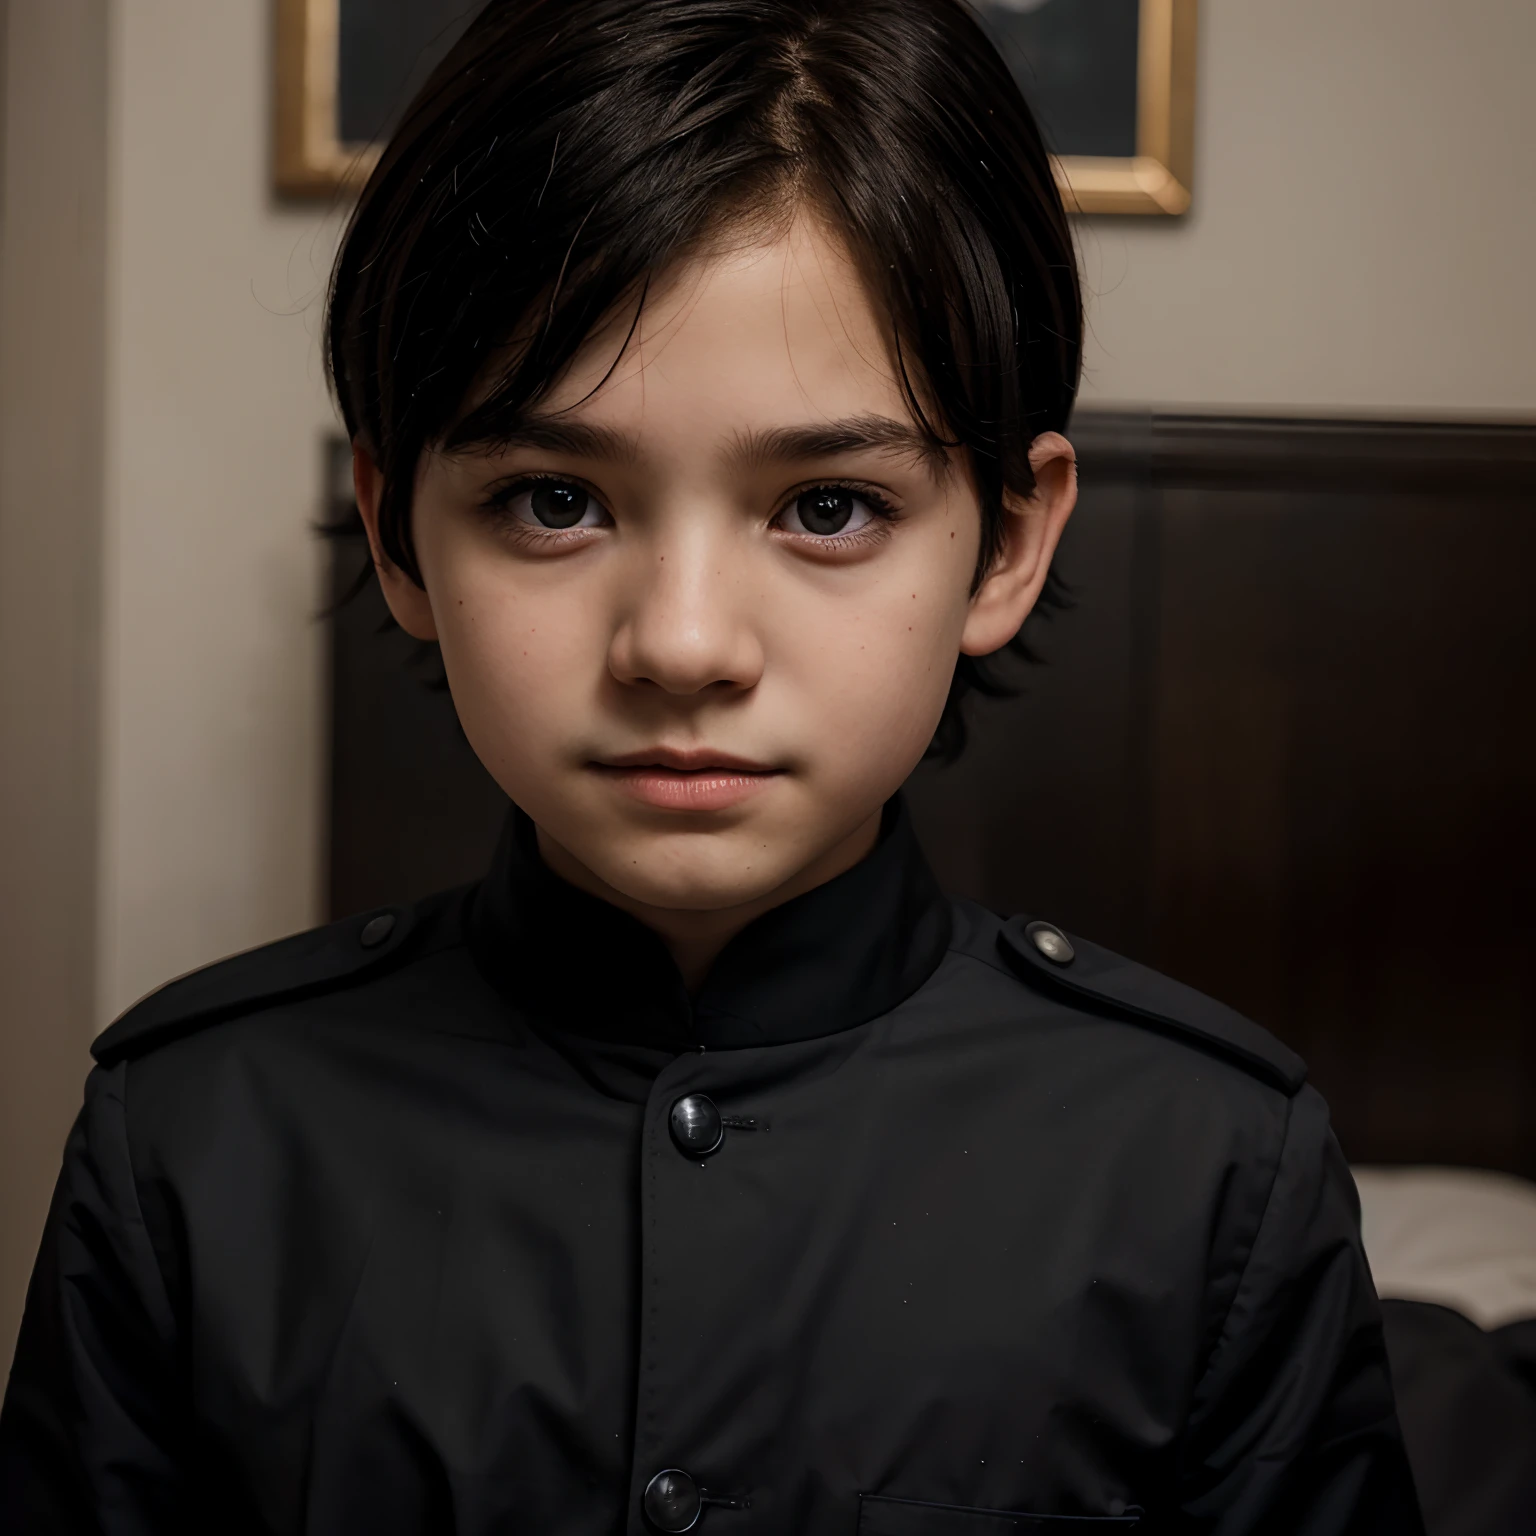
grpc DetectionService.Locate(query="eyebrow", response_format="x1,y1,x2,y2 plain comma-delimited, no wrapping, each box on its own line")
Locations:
730,415,951,477
463,411,950,477
470,416,641,464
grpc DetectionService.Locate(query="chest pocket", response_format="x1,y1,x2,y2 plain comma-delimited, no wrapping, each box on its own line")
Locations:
858,1495,1142,1534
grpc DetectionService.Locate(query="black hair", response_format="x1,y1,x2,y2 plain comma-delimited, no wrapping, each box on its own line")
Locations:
326,0,1081,759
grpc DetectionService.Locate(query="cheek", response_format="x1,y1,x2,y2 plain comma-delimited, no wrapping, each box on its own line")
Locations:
774,560,969,765
426,553,603,769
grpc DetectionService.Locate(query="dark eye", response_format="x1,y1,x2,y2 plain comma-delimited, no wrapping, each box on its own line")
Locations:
529,483,591,528
498,478,608,532
779,487,878,538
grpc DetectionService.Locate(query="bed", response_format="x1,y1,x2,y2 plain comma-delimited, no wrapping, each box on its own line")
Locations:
1354,1167,1536,1535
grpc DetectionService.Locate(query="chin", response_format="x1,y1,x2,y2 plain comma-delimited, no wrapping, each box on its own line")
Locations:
586,824,802,914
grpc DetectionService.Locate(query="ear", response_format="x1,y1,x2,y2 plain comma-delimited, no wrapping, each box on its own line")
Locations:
352,440,439,642
959,431,1077,658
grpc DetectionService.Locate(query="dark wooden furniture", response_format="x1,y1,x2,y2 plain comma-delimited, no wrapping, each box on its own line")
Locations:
326,414,1536,1175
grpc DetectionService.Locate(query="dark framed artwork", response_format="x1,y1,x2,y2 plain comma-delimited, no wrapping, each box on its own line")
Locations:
275,0,1197,214
274,0,483,196
975,0,1196,213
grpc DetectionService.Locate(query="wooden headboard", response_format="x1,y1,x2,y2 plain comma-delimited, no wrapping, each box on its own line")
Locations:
326,413,1536,1176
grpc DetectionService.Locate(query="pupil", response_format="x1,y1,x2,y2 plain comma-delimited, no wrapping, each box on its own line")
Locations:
530,484,588,528
799,488,853,535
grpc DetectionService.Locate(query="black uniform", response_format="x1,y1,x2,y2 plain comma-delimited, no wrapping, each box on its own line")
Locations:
1,804,1422,1534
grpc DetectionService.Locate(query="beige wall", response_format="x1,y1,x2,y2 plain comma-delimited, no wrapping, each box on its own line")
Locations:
1078,0,1536,412
0,0,111,1371
0,0,341,1367
97,0,343,1020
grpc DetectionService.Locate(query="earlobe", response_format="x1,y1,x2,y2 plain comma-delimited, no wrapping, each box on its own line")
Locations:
351,439,440,643
958,431,1077,658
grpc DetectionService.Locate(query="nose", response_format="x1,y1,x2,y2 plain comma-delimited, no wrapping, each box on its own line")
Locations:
606,526,764,696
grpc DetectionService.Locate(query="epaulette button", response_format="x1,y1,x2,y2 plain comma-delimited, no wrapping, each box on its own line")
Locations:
1026,920,1075,966
360,913,396,948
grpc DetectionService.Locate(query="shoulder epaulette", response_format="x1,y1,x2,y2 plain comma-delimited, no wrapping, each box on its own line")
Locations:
996,915,1307,1095
92,905,418,1066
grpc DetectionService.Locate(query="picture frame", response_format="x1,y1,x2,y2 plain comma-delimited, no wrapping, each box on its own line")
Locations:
1039,0,1198,216
274,0,1197,215
274,0,351,199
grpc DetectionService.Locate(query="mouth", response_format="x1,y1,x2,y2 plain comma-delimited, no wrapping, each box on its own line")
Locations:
589,747,785,811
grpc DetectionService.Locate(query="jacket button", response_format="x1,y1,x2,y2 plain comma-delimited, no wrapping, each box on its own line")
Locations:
1026,919,1075,965
643,1468,702,1532
669,1095,724,1157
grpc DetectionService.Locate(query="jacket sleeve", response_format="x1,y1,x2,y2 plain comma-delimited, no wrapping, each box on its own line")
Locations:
1175,1084,1424,1535
0,1062,188,1534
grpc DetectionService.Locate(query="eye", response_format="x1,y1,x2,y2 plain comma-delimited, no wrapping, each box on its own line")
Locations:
497,477,609,531
776,486,884,538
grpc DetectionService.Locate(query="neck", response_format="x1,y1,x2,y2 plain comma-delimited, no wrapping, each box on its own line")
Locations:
535,813,883,993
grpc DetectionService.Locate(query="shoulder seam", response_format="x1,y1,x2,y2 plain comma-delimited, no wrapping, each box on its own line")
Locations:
991,916,1307,1095
90,896,469,1066
954,938,1295,1093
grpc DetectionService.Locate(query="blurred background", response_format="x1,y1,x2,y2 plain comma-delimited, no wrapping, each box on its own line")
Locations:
1,0,1533,1466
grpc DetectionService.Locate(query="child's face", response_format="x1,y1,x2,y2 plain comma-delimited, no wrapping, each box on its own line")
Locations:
360,214,1074,918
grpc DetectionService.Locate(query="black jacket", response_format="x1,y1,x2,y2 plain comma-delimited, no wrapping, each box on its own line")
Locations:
1,805,1422,1534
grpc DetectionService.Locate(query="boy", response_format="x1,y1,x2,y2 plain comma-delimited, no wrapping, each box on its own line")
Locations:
1,1,1421,1530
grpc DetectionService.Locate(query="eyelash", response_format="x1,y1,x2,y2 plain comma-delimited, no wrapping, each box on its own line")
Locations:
477,473,902,549
480,472,606,547
772,481,900,550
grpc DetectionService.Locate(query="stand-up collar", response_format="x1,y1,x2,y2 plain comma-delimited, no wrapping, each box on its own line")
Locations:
467,798,952,1052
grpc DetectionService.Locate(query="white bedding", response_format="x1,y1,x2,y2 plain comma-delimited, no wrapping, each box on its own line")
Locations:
1352,1164,1536,1330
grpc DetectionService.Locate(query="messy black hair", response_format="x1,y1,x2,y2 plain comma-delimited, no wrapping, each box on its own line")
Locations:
326,0,1081,759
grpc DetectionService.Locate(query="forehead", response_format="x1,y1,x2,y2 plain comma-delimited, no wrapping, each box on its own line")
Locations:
540,214,916,441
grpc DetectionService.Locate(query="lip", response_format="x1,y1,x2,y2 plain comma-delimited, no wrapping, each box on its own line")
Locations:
590,747,785,812
597,746,778,773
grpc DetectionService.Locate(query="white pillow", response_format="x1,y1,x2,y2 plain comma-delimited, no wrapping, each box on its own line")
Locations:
1352,1165,1536,1330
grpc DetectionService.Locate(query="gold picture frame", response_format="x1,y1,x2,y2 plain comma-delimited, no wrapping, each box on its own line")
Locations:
274,0,360,198
1052,0,1198,216
275,0,1197,215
